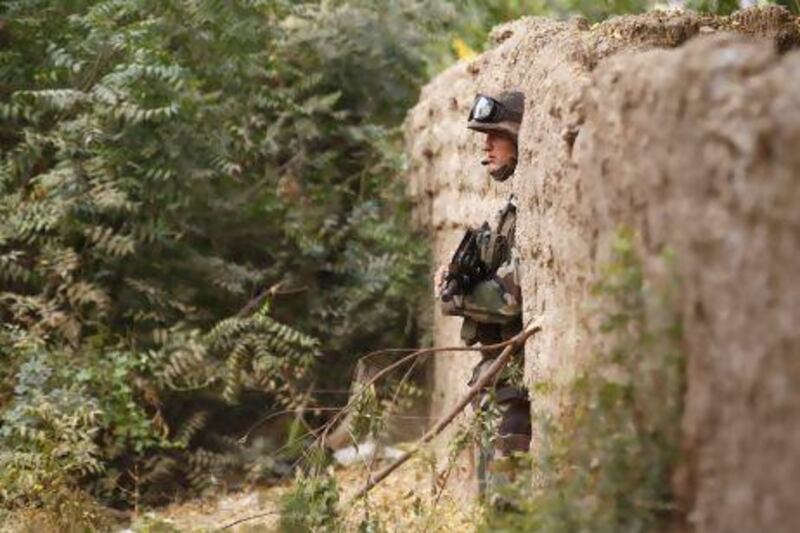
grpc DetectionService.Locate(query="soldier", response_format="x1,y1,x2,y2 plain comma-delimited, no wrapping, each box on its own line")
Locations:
435,90,530,501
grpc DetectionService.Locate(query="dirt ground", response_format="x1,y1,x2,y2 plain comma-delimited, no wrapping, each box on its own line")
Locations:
127,457,479,532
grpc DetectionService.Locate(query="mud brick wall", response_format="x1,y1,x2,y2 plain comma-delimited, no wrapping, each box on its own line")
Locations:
404,7,800,532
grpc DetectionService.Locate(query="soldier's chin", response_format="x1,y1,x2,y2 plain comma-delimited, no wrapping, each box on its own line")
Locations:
489,163,515,182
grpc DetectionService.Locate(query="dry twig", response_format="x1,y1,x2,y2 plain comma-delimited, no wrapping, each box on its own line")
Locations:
346,323,541,503
317,332,535,451
219,510,280,530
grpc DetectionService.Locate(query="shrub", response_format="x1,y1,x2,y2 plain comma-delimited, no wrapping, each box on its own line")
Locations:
0,0,433,515
483,229,685,532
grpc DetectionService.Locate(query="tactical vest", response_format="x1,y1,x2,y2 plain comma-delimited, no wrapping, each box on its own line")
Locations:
458,196,521,346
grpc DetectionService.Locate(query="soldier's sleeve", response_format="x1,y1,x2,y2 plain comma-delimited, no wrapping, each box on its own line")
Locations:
439,250,521,324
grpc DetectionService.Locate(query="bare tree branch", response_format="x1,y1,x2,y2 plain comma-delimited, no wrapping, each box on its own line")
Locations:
318,329,537,450
345,323,542,504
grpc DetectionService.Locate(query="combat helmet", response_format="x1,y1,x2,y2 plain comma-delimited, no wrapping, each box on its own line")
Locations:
467,91,525,140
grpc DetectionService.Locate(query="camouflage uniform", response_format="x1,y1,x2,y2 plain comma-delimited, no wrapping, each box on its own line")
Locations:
440,197,531,498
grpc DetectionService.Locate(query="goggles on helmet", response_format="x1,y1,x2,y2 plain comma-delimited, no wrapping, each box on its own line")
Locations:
468,94,522,124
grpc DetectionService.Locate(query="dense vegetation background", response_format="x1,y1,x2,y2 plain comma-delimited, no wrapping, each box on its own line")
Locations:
0,0,445,523
2,0,795,529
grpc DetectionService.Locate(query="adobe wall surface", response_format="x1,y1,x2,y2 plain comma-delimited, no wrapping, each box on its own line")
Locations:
405,7,800,532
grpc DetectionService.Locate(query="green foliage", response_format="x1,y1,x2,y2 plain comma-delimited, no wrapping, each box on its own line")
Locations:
482,229,685,532
130,516,182,533
771,0,800,15
349,384,385,444
207,302,321,405
357,514,388,533
449,0,654,54
0,331,110,530
0,0,434,518
685,0,740,15
279,467,341,533
549,0,652,22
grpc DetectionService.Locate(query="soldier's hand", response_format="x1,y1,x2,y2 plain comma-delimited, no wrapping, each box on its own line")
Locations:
434,264,447,298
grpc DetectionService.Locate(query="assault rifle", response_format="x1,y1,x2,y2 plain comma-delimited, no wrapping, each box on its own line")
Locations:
439,197,517,302
439,223,490,302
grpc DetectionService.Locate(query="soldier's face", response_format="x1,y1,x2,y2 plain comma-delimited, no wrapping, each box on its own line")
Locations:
482,132,516,175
